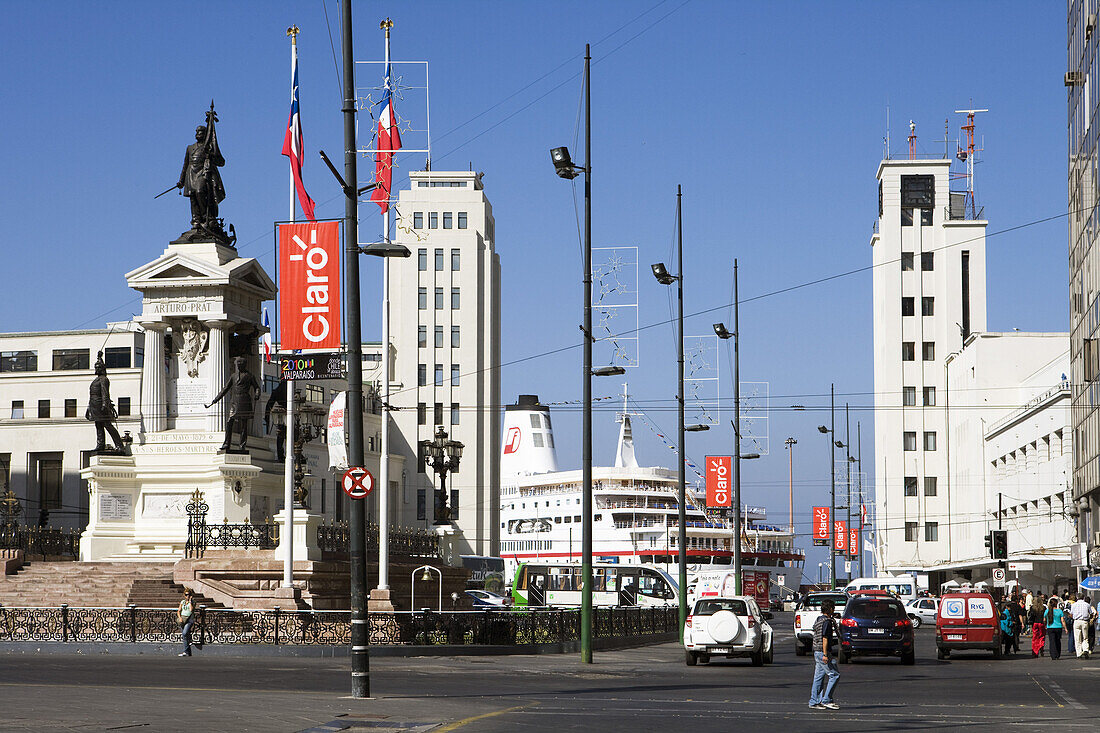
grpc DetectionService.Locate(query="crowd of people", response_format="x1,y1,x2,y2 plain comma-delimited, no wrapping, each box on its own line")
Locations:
997,589,1097,660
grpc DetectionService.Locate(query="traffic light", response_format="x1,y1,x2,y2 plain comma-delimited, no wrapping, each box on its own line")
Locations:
984,532,993,557
991,530,1008,560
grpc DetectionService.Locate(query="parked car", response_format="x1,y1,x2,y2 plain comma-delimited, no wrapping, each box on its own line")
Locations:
684,595,773,666
935,592,1001,659
838,594,915,664
465,589,510,608
793,592,849,656
905,597,939,628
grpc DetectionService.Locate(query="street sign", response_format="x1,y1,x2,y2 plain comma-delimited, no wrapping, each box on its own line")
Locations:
992,567,1006,586
844,560,852,574
1070,542,1088,567
342,466,374,499
777,574,786,587
1080,575,1100,591
1007,561,1033,572
280,352,343,380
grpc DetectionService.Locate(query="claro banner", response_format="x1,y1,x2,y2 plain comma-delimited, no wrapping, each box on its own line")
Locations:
705,456,732,509
834,520,847,552
812,506,830,546
849,528,859,558
279,221,341,351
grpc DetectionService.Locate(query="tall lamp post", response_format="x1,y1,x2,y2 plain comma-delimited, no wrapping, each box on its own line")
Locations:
269,400,326,508
785,437,797,533
420,426,463,525
816,384,848,589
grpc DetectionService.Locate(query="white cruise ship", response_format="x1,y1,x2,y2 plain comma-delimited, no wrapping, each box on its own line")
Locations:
499,394,805,593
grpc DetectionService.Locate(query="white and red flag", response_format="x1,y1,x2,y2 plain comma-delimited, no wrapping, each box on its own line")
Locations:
370,63,402,213
282,42,316,221
261,307,273,363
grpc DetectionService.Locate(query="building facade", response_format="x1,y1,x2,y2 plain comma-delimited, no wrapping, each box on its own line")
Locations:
390,170,501,556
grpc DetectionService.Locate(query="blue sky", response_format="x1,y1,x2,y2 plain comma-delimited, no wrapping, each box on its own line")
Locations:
2,2,1066,575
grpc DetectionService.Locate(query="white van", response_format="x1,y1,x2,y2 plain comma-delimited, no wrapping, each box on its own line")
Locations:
843,575,917,603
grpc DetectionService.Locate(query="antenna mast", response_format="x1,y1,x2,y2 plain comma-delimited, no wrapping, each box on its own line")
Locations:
954,107,988,218
907,120,917,160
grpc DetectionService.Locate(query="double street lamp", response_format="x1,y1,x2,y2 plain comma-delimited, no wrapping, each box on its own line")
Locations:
268,399,326,508
816,383,852,589
420,426,464,525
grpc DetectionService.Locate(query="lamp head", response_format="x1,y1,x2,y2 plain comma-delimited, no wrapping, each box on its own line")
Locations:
817,425,828,434
651,262,676,285
834,440,845,449
550,147,579,179
362,240,412,258
592,365,626,377
713,323,731,340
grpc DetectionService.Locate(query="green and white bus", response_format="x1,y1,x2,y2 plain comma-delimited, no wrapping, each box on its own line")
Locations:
511,562,679,608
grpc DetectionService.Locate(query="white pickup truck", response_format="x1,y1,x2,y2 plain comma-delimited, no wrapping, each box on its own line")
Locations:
684,595,773,666
793,591,849,656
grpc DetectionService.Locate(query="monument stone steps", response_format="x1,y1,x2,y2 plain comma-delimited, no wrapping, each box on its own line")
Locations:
126,579,224,609
0,562,180,607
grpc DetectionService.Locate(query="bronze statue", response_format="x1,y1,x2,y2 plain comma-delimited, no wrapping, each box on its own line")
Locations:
206,356,260,452
162,102,232,244
87,352,126,453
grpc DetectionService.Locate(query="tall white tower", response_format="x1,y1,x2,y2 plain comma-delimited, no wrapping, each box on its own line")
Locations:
390,170,501,556
872,156,988,574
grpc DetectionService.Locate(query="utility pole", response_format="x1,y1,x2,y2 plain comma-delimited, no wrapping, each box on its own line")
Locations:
785,437,797,534
845,403,852,585
829,384,836,590
732,259,742,595
580,44,593,664
675,186,689,629
857,422,864,578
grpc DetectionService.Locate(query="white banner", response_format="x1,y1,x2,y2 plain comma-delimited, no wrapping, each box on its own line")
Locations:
327,391,348,472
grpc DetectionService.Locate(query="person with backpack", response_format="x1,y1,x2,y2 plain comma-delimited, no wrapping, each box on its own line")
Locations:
808,599,840,710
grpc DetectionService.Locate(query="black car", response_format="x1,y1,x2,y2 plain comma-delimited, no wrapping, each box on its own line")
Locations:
838,594,915,664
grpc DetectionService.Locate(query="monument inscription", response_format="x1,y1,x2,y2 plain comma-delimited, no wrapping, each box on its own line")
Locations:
99,493,134,521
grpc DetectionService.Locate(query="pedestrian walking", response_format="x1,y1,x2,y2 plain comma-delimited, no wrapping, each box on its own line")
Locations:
999,602,1019,655
1045,597,1065,660
1065,594,1077,656
177,588,196,657
1028,599,1046,657
1070,594,1093,659
808,599,840,711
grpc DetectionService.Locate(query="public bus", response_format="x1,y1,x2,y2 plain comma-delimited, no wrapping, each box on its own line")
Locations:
459,555,506,594
511,562,679,608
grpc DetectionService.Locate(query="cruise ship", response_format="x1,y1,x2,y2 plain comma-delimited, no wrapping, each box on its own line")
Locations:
499,395,805,594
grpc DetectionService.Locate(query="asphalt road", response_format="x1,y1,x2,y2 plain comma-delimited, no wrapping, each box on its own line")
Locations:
0,613,1097,732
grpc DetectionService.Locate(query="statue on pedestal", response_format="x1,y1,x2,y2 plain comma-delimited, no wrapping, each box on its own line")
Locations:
161,102,235,246
206,356,260,453
87,352,127,454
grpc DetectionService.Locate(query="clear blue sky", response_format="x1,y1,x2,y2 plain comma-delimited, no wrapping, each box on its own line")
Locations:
3,2,1066,576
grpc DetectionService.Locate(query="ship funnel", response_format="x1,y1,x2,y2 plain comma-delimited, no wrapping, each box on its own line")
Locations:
501,395,559,478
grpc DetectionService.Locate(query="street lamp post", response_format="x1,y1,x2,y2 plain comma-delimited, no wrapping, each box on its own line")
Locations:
270,400,326,509
817,383,840,589
785,437,797,533
420,426,464,524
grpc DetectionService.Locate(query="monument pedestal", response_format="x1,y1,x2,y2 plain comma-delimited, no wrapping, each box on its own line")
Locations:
433,523,461,566
368,588,395,612
273,508,323,563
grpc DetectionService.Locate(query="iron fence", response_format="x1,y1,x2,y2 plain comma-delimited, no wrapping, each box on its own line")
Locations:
184,491,277,558
0,604,678,647
317,520,440,558
0,525,81,558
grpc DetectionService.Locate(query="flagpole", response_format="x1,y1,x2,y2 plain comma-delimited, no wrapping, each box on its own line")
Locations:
377,18,393,599
282,25,299,590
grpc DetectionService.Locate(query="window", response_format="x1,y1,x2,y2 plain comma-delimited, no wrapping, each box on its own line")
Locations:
922,342,935,361
0,351,37,372
417,489,426,520
903,387,916,406
434,364,443,386
305,384,324,403
451,326,460,348
414,212,424,229
901,174,935,207
924,522,939,542
37,457,63,510
922,297,934,316
451,489,460,520
451,287,460,310
443,212,453,229
429,212,438,229
451,249,460,271
134,346,143,368
904,522,919,541
418,402,426,425
924,431,937,451
435,288,444,309
434,326,444,349
451,364,460,386
920,208,933,227
118,398,130,417
901,252,914,271
434,402,443,424
417,443,426,473
103,347,131,368
64,399,77,418
451,402,460,424
901,208,913,226
435,249,444,271
53,349,90,370
418,287,427,310
903,431,917,451
924,477,937,496
0,454,9,492
418,364,427,386
458,212,467,229
11,401,24,419
530,414,540,428
902,342,915,361
418,248,427,270
904,476,918,496
419,325,427,348
533,433,544,447
38,400,50,419
264,375,279,393
902,297,914,316
923,387,936,406
921,251,934,270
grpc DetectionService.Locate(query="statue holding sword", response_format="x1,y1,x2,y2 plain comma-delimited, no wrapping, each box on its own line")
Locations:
156,102,232,245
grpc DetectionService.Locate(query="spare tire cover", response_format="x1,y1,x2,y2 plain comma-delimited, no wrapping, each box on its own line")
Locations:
707,610,740,643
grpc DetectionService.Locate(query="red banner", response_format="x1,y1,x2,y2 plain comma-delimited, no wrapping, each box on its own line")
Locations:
279,221,341,351
834,520,847,552
705,456,732,508
849,528,859,557
860,503,869,527
812,506,830,546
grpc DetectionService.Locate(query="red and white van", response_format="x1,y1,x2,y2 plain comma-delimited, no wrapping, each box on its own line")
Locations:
935,592,1002,659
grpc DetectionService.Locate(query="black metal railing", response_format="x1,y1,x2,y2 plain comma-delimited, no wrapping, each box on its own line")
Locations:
184,490,278,558
0,605,679,646
317,520,441,558
0,525,81,558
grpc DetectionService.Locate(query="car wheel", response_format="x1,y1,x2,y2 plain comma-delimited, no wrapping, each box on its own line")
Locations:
764,644,774,664
795,643,807,656
685,650,698,666
936,646,947,660
750,647,764,666
910,615,922,629
901,651,916,665
993,644,1003,660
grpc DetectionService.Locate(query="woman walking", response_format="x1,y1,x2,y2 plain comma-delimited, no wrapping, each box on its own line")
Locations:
177,588,196,657
1028,599,1046,657
1045,596,1065,660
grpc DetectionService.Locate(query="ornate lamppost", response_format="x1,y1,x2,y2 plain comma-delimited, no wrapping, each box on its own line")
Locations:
270,398,326,509
420,426,463,525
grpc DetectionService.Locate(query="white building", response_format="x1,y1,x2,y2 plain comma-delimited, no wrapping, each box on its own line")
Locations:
390,170,501,556
872,157,988,574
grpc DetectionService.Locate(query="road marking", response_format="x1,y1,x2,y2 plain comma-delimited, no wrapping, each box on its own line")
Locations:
434,702,538,732
1039,676,1086,710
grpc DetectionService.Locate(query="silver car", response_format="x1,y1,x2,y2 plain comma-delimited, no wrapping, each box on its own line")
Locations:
905,597,938,627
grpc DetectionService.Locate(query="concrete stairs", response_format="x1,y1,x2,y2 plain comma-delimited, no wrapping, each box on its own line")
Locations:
0,562,180,608
127,579,223,609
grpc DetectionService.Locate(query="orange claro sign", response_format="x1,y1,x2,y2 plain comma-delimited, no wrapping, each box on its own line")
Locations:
278,221,341,351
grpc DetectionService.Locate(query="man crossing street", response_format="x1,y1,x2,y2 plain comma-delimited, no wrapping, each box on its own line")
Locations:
1070,594,1095,659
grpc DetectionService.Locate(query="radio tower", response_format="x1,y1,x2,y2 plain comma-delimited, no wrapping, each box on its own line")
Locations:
954,107,988,219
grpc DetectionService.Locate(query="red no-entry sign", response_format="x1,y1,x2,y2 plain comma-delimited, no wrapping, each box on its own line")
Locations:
342,467,374,499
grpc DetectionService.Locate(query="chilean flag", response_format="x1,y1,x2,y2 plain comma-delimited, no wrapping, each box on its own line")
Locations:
261,307,273,363
370,63,402,213
282,44,316,221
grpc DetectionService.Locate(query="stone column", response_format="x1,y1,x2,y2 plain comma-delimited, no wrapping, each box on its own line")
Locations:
140,323,167,433
206,321,230,433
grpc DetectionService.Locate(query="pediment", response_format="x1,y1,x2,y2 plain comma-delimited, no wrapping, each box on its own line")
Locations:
127,251,229,290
